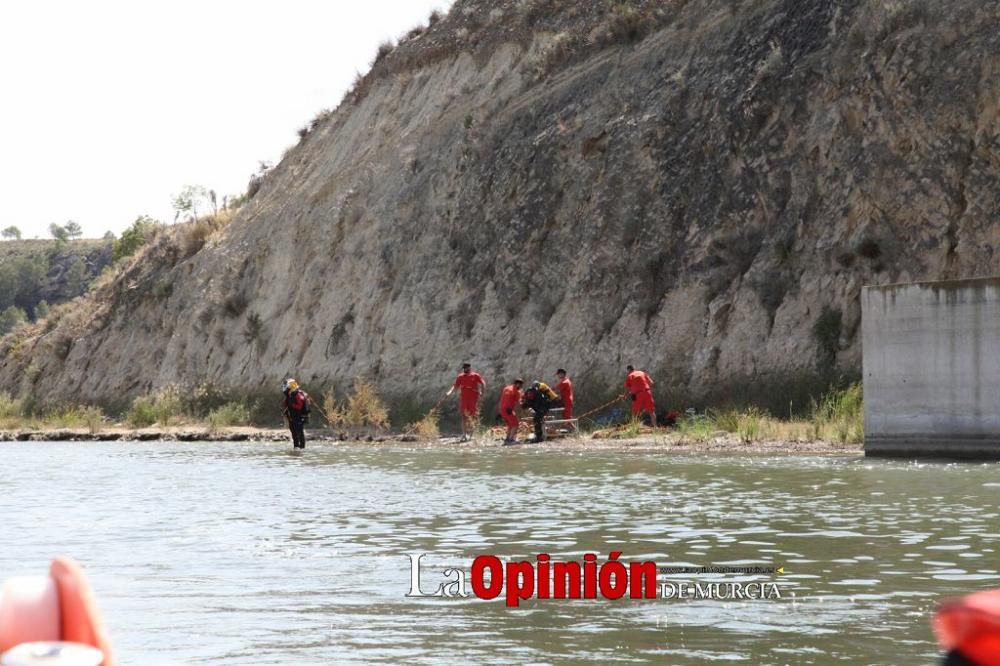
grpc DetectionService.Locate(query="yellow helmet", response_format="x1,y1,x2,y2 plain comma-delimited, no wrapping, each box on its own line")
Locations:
286,378,299,391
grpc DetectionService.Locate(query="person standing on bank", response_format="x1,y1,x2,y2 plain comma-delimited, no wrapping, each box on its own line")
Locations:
555,368,575,432
281,378,311,449
499,378,525,445
624,364,657,427
447,362,486,442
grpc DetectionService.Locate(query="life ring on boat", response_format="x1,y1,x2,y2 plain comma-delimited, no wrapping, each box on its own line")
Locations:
934,588,1000,665
0,557,115,665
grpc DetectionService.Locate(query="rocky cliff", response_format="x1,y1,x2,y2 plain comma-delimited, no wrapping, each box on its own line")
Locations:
3,0,999,416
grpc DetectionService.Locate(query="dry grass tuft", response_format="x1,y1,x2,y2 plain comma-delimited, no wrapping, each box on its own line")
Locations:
323,379,390,431
411,408,441,440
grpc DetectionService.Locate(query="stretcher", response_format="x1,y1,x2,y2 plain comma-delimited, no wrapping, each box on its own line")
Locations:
521,407,579,440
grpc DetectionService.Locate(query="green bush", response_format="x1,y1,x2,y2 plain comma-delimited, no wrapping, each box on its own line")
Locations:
0,306,27,335
675,411,714,442
127,386,183,427
811,383,864,444
126,396,157,427
709,409,741,433
707,407,765,442
0,392,24,420
737,406,765,443
208,402,251,431
48,405,104,433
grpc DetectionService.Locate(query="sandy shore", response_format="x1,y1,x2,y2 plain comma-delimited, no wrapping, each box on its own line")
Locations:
0,426,863,454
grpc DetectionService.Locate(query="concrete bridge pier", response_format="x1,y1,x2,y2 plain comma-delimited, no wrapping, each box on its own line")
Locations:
863,278,1000,458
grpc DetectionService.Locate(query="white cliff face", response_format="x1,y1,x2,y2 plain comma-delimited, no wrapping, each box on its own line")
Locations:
5,0,1000,415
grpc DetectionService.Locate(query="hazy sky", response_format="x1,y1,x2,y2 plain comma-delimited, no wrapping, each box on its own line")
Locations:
0,0,454,239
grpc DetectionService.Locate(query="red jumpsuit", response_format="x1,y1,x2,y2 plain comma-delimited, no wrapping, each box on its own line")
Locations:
453,371,485,417
625,370,655,417
499,385,523,428
556,378,574,419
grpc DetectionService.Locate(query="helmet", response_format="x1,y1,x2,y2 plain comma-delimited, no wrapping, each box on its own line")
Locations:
285,378,299,391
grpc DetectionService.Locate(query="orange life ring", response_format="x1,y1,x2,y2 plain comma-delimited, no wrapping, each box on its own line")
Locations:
934,588,1000,665
0,558,115,666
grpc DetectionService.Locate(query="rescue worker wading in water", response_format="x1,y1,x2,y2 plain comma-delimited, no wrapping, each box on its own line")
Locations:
281,379,311,449
521,381,559,442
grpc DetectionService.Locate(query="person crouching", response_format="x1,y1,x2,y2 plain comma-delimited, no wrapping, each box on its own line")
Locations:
521,381,559,442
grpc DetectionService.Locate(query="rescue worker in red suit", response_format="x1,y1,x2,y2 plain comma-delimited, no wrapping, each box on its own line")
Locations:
281,378,311,449
624,364,657,427
446,362,486,442
498,378,524,445
555,368,575,432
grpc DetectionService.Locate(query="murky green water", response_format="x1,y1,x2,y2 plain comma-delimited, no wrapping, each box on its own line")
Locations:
1,442,997,664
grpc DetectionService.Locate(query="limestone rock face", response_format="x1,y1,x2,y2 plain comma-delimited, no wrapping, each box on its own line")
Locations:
4,0,1000,412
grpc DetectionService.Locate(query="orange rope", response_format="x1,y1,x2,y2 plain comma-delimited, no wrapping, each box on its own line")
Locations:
576,394,627,422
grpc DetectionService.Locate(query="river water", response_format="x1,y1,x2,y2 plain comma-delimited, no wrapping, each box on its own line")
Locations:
1,442,997,665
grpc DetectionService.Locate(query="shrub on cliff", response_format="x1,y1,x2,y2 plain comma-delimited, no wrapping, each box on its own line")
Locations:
113,215,161,262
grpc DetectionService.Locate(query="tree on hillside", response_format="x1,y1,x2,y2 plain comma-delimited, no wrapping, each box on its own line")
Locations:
1,226,21,240
0,263,16,310
172,185,209,223
33,299,50,321
49,222,69,242
113,215,161,262
0,305,27,335
64,220,83,240
64,257,88,298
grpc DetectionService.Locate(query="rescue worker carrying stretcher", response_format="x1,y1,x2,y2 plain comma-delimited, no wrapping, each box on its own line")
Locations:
521,381,560,442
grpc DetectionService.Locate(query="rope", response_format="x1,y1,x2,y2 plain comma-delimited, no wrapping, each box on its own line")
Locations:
310,397,334,427
576,394,627,423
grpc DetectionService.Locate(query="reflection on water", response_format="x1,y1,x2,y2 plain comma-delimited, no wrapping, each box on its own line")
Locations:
0,442,998,664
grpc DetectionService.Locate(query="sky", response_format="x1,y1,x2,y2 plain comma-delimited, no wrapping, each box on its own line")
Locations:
0,0,454,239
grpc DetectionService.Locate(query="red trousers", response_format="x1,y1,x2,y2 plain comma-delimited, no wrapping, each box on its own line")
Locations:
501,410,519,428
460,394,479,417
631,390,655,416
